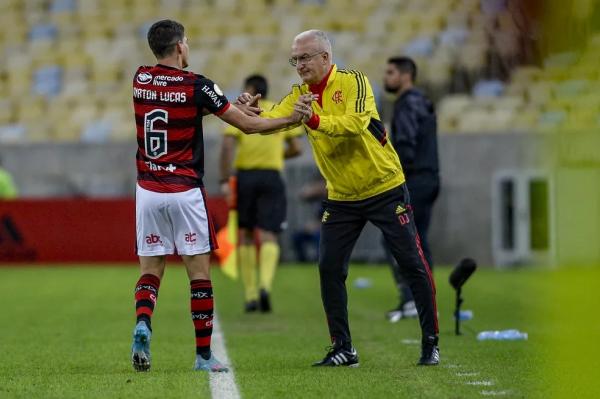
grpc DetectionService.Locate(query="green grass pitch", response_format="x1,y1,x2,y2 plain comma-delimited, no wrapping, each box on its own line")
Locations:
0,264,598,398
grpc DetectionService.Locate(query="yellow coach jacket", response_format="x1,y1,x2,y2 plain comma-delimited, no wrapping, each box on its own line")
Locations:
262,64,406,201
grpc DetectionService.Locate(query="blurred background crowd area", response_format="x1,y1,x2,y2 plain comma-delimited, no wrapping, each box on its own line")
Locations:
0,0,599,143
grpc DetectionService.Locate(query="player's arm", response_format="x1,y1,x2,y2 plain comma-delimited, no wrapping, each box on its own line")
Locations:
301,72,372,137
196,77,301,134
252,86,311,136
218,105,302,134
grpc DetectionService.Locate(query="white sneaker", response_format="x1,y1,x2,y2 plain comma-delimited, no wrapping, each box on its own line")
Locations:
402,300,418,318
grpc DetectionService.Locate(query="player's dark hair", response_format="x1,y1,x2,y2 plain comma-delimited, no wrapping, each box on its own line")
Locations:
147,19,185,59
387,56,417,82
244,74,268,97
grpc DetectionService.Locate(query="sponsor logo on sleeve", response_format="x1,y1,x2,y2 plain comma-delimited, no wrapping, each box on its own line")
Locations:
136,72,153,85
213,83,223,96
201,84,224,107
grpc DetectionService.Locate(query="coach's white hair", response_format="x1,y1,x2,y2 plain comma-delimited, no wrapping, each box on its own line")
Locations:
295,29,332,57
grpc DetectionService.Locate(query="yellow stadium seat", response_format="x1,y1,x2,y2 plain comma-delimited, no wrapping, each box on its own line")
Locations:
15,97,46,124
526,82,553,106
456,108,491,133
568,108,599,130
511,65,543,83
511,106,540,131
0,99,14,125
488,108,515,131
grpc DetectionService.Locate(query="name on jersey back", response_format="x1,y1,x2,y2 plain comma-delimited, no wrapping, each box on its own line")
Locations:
134,87,187,103
134,74,187,103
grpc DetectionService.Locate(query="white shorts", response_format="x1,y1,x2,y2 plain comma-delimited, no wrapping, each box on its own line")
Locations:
136,184,218,256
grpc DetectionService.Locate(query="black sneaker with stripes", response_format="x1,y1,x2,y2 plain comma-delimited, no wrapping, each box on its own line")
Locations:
418,336,440,366
312,344,359,367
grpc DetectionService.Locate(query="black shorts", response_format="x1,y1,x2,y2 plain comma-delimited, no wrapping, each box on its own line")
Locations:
236,169,286,233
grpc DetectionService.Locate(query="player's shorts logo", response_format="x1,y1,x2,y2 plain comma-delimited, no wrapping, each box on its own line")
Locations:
185,232,197,243
332,90,343,104
145,234,163,245
136,72,152,84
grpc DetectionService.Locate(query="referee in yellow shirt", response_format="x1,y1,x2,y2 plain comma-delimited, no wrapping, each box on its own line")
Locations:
240,30,440,366
220,74,304,313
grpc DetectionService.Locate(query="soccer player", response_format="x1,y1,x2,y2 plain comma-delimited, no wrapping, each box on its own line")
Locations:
382,56,440,323
239,30,440,366
131,20,303,373
219,74,304,313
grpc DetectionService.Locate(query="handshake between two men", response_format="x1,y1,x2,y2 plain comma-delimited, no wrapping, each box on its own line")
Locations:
234,92,318,125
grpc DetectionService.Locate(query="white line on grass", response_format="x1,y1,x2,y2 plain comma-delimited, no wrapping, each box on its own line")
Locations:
480,390,511,396
466,380,495,386
209,313,241,399
456,372,480,377
400,339,420,345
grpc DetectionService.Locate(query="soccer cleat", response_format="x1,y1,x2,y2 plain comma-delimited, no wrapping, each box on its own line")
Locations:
245,300,258,313
418,336,440,366
312,344,359,367
386,300,418,323
259,289,271,313
401,300,418,318
386,305,403,323
194,352,229,372
131,321,152,371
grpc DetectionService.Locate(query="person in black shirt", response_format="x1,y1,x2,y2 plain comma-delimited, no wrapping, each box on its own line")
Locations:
383,56,440,323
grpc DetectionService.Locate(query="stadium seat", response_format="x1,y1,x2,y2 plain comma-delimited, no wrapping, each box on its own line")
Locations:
511,106,540,131
537,109,567,132
0,99,14,125
456,108,491,133
526,82,553,106
4,0,594,142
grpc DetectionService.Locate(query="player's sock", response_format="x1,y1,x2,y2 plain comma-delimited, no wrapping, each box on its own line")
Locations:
190,279,214,360
239,244,258,302
134,274,161,330
259,241,280,292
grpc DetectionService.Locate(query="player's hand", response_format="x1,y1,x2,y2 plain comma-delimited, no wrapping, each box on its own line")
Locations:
235,92,261,106
299,93,318,105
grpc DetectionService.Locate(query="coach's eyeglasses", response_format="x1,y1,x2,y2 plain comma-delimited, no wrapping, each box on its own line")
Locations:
289,51,325,67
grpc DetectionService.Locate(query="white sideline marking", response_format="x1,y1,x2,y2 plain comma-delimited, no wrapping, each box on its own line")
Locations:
443,363,460,368
210,313,241,399
401,339,420,345
456,372,480,377
466,380,495,386
480,390,511,396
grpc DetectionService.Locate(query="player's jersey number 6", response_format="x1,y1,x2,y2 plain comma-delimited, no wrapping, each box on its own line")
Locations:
144,109,168,159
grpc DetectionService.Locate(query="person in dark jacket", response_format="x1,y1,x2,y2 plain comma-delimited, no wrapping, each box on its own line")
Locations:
383,56,440,323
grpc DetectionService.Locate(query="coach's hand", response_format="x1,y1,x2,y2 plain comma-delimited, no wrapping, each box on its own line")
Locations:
295,95,314,123
291,106,306,123
235,102,262,116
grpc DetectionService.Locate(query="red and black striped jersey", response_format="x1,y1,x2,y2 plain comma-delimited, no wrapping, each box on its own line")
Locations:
133,64,230,193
